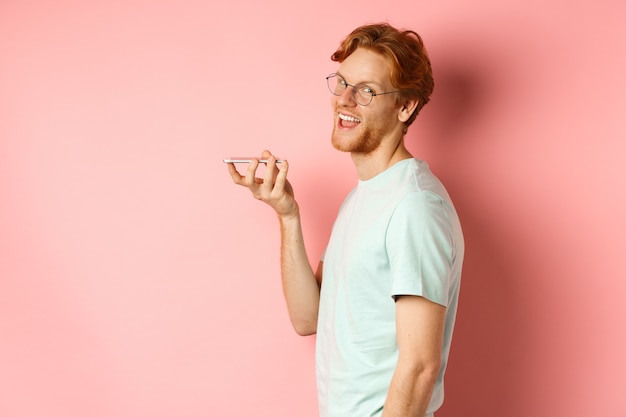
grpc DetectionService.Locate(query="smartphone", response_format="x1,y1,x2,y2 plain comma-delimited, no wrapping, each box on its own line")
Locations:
223,157,285,163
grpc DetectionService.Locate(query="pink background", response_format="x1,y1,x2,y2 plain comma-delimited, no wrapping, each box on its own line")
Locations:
1,1,625,416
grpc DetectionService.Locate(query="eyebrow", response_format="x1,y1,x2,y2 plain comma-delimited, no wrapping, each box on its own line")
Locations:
335,71,384,88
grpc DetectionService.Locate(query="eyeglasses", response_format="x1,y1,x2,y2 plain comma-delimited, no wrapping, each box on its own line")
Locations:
326,73,399,106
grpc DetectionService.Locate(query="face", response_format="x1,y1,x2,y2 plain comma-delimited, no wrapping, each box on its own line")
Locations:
330,48,403,154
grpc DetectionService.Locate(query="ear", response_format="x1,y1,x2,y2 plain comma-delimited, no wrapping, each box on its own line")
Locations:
397,99,419,123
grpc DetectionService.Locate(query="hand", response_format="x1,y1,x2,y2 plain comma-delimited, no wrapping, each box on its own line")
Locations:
226,150,299,219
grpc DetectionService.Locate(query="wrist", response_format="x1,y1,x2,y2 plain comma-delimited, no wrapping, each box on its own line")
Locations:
278,205,300,223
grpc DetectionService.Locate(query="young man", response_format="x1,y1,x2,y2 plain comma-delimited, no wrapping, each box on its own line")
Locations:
227,23,464,417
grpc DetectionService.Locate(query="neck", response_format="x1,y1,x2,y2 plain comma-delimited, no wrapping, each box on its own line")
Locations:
351,137,413,181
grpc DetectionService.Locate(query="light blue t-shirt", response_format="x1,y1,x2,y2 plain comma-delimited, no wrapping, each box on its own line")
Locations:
317,158,464,417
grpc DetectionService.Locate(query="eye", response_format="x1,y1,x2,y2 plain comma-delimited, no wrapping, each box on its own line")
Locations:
358,85,374,95
339,78,348,87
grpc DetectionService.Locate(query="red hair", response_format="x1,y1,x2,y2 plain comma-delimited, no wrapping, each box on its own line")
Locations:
331,23,434,126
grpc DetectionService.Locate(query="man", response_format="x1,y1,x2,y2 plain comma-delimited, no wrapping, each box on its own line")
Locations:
227,23,464,417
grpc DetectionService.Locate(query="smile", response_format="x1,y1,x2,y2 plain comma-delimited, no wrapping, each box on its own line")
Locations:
338,113,361,123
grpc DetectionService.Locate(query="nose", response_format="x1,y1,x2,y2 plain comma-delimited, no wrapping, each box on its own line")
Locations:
337,85,357,107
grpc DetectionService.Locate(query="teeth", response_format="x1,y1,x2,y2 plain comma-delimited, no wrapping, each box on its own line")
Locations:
339,113,361,123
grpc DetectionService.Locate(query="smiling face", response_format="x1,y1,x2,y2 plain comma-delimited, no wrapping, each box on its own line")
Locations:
330,48,405,155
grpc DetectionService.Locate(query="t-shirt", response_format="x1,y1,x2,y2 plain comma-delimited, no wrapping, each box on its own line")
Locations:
317,158,464,417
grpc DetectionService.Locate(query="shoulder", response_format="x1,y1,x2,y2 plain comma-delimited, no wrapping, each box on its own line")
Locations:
393,190,450,222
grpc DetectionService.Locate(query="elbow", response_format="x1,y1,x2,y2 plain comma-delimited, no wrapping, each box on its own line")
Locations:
423,360,442,384
402,355,442,386
419,357,442,386
295,327,317,337
292,319,317,336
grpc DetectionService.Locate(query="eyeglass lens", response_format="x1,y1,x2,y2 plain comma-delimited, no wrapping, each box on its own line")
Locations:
326,74,373,106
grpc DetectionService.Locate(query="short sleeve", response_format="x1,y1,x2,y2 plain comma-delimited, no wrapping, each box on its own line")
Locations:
385,190,455,306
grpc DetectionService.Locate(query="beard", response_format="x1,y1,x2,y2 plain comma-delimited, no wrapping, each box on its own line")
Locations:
331,113,394,155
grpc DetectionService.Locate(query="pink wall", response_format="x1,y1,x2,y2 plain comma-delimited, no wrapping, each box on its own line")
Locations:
1,1,625,416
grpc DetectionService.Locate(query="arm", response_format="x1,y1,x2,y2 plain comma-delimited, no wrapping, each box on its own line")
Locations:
226,150,320,336
280,212,322,335
382,295,446,417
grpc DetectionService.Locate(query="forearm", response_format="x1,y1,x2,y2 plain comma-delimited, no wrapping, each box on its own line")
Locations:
384,296,445,417
279,211,320,336
226,154,319,334
382,364,439,417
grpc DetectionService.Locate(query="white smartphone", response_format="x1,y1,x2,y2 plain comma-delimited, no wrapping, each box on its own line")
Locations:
223,157,285,163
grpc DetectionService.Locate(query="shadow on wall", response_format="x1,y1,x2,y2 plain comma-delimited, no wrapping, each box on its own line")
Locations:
426,64,487,140
420,36,526,417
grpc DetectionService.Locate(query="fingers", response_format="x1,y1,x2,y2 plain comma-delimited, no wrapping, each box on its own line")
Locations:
272,159,289,197
244,158,260,187
226,158,260,191
226,151,288,200
262,155,279,193
226,162,243,184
